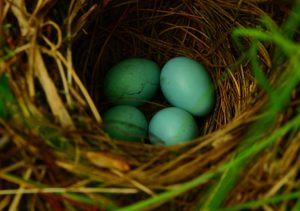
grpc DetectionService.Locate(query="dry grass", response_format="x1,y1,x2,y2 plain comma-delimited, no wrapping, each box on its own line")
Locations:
0,0,299,210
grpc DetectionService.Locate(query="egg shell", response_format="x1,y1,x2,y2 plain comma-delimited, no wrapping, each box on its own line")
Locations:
103,105,148,142
149,107,198,146
104,58,160,106
160,57,215,116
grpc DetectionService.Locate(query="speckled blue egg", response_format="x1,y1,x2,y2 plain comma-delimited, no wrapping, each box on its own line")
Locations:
149,107,198,146
103,105,148,142
160,57,215,116
104,58,160,106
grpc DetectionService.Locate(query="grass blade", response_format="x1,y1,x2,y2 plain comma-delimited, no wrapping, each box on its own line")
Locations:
115,111,300,211
223,190,300,211
0,74,15,119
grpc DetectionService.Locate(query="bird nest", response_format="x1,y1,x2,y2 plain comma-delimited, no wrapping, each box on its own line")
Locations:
1,0,299,210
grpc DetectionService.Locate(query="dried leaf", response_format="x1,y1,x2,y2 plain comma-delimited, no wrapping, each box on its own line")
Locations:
86,151,130,172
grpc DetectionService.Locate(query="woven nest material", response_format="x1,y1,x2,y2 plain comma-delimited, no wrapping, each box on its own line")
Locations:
1,0,299,210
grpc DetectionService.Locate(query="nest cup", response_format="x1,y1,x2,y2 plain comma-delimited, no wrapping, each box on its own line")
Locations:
75,1,272,145
72,0,280,193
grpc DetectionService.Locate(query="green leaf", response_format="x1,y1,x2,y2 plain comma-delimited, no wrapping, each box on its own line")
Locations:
0,74,15,119
0,46,15,61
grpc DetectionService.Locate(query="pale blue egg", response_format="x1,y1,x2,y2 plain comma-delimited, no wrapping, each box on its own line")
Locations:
160,57,215,116
149,107,198,146
104,58,160,106
103,105,148,142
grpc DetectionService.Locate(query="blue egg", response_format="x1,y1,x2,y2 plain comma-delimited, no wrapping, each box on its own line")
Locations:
104,58,160,106
160,57,215,116
149,107,198,146
103,105,148,142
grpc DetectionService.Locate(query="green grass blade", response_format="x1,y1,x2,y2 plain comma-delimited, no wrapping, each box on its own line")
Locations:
0,74,15,119
115,112,300,211
249,40,277,101
223,190,300,211
201,56,300,211
115,172,216,211
273,0,300,65
0,46,15,61
201,115,275,210
201,162,241,210
292,197,300,211
232,27,299,56
200,31,300,210
280,0,300,40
